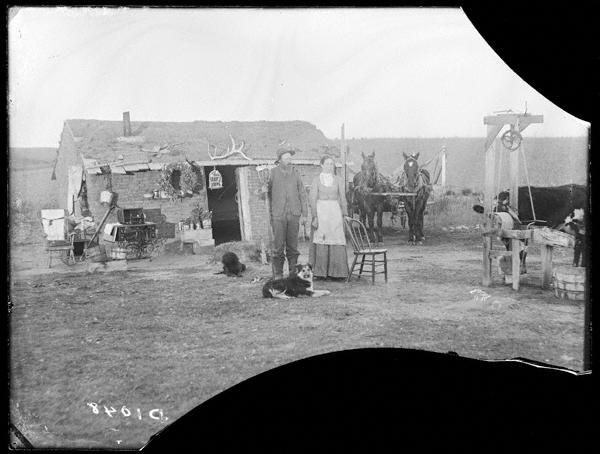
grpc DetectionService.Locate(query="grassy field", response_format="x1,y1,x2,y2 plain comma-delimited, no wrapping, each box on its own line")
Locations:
9,230,585,448
9,166,59,247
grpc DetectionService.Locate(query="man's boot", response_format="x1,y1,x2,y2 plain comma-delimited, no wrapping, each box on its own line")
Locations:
272,256,284,280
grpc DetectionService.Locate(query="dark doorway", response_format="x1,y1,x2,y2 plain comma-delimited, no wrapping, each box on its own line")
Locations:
205,166,242,245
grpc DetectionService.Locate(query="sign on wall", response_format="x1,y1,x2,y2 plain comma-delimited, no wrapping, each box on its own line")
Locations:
208,167,223,190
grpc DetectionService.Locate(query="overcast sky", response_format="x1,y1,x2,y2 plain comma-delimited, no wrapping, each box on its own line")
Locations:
8,7,590,147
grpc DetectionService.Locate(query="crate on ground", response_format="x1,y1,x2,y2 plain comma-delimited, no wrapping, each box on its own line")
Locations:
180,228,213,244
118,208,145,225
157,222,177,239
110,247,128,260
143,208,167,224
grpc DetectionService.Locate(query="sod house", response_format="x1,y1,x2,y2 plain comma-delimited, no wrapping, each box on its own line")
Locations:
53,114,340,245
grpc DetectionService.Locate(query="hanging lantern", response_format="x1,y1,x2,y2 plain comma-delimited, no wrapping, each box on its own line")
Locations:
208,167,223,190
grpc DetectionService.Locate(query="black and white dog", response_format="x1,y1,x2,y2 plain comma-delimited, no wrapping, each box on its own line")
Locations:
559,209,586,267
262,264,331,299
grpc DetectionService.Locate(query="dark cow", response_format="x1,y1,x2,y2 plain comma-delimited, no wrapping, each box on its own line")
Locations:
473,184,587,227
509,184,587,228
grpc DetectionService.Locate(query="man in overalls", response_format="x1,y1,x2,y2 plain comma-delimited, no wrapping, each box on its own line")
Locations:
263,149,308,279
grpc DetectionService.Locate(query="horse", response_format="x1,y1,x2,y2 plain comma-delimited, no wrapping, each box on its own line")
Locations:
349,151,400,245
396,152,431,244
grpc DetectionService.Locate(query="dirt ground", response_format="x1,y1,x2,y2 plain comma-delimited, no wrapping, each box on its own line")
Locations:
8,227,586,449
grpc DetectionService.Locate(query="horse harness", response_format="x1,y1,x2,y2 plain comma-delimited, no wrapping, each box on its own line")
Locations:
397,168,429,210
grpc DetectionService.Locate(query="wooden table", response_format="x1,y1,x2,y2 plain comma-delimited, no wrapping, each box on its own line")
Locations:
482,227,574,291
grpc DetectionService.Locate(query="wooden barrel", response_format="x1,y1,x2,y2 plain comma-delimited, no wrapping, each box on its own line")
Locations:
87,245,107,263
110,247,128,260
492,212,515,230
552,265,586,301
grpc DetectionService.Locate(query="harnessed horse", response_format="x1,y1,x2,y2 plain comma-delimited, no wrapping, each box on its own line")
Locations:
348,152,399,244
396,152,431,244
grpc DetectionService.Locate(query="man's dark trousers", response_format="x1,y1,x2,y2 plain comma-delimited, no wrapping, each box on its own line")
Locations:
272,213,300,277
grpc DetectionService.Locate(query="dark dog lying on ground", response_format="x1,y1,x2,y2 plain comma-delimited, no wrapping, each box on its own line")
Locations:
215,252,247,277
558,209,586,267
262,264,331,299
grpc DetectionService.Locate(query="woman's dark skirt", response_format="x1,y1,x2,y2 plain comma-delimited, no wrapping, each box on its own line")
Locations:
308,241,349,279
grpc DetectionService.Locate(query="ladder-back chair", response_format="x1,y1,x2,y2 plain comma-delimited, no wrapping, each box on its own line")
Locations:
344,217,388,283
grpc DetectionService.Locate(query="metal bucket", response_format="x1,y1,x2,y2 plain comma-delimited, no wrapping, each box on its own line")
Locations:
553,265,586,301
87,245,107,263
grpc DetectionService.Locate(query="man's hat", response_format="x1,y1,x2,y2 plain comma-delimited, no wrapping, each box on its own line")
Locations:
275,148,295,163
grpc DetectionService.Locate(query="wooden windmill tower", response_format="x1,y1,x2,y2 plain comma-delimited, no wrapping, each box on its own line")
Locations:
481,110,543,288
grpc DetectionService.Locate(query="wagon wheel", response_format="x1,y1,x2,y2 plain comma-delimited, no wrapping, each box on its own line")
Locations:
501,129,522,151
60,249,76,266
75,250,87,263
151,238,166,256
142,242,155,258
126,243,141,260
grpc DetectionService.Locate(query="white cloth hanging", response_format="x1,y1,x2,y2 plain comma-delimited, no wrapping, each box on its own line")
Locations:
66,166,84,215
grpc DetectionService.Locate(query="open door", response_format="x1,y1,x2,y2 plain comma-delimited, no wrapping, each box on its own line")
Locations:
205,165,242,245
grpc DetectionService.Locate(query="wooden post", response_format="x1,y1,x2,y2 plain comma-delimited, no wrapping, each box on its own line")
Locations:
484,127,497,216
341,123,347,194
236,167,252,241
441,145,447,190
540,244,554,289
122,111,131,137
483,128,497,287
511,238,521,291
265,178,275,275
510,124,520,215
86,205,115,248
482,234,492,286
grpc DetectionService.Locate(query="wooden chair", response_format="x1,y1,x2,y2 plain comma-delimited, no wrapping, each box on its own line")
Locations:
45,232,77,268
344,217,388,284
41,209,73,268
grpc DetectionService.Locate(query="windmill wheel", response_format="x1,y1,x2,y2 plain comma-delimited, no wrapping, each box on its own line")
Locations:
501,130,523,151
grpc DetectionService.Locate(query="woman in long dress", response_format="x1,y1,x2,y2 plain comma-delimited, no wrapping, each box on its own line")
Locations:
308,156,349,279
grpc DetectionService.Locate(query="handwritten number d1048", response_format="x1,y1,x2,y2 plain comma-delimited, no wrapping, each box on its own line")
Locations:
149,409,167,422
103,406,117,417
86,402,166,422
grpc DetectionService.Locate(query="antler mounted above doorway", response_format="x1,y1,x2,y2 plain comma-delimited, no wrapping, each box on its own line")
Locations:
207,135,252,161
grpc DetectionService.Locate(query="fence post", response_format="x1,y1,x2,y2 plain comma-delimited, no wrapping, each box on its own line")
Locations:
341,123,347,194
441,145,447,191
